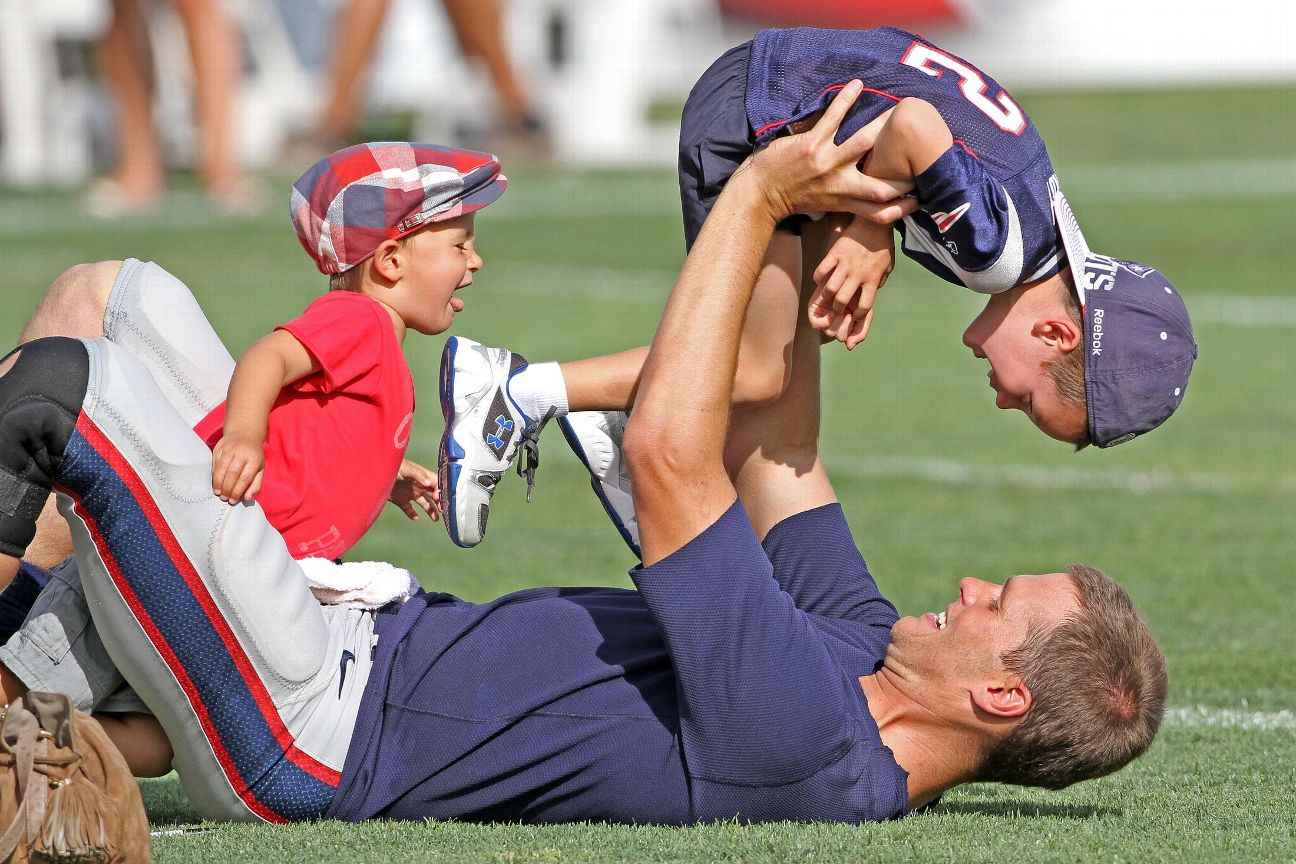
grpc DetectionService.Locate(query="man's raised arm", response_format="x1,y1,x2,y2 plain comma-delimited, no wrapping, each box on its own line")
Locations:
623,81,916,566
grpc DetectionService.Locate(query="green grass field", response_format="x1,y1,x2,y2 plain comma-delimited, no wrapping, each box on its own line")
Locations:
1,84,1294,862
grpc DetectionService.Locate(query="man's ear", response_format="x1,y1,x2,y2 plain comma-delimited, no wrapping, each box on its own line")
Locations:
1031,315,1082,354
369,239,404,283
971,679,1032,719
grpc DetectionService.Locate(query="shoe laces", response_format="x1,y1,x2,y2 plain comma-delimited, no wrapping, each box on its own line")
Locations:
516,407,556,503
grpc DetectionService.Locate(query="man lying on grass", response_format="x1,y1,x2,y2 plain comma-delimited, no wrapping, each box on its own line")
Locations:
0,83,1165,823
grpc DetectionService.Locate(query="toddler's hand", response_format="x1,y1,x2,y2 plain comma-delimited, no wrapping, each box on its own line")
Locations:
807,215,896,350
390,459,441,522
211,433,265,504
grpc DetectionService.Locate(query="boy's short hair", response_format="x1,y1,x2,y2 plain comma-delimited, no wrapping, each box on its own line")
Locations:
327,234,414,293
291,142,506,276
1043,280,1089,449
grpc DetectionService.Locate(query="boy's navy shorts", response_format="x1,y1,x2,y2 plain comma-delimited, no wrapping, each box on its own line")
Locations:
678,42,753,251
678,41,808,251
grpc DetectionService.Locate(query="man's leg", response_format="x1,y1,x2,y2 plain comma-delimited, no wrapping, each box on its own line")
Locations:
0,336,373,822
3,257,234,583
0,262,118,588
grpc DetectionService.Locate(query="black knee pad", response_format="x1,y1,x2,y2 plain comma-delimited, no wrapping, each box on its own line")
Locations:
0,337,90,557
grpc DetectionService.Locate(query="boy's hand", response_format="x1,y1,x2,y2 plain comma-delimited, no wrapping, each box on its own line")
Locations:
211,433,265,504
389,459,441,522
808,214,896,350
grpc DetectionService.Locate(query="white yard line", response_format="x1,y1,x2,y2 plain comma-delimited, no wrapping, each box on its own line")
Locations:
1186,293,1296,328
490,157,1296,219
1163,706,1296,731
1060,157,1296,203
491,262,1296,329
828,455,1292,497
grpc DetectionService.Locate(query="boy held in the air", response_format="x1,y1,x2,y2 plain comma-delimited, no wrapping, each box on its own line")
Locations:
438,29,1197,552
678,26,1196,447
201,142,506,560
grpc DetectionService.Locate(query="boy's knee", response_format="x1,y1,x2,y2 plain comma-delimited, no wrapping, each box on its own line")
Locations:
23,261,122,342
733,358,791,406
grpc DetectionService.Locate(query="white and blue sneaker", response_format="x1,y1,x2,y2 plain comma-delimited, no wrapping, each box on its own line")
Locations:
438,337,550,548
557,411,640,559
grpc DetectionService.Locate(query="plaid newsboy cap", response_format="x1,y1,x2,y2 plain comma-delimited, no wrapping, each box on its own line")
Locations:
290,142,507,275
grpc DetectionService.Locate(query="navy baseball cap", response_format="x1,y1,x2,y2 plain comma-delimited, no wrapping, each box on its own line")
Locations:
291,142,507,275
1049,177,1198,447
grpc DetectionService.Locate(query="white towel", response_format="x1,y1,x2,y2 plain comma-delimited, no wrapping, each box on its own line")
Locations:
297,557,419,609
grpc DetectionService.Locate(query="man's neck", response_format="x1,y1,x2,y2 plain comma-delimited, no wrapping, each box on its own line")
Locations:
858,671,984,810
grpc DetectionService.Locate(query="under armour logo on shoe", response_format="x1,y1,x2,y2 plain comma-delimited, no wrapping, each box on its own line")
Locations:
486,414,514,450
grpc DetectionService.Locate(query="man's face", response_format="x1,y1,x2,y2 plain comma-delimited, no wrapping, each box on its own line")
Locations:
962,288,1087,444
890,573,1080,682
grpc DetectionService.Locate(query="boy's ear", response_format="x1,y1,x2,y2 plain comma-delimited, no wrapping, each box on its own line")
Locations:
369,239,404,283
1031,315,1082,354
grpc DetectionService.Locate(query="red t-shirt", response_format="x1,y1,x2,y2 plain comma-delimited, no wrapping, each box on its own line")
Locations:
194,292,415,559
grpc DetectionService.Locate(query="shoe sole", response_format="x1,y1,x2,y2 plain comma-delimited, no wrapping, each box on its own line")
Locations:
438,337,472,548
557,415,641,559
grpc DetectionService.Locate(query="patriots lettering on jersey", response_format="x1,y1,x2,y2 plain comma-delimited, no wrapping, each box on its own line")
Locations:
932,202,971,233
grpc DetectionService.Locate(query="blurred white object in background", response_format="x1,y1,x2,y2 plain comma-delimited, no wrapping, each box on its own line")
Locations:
366,0,474,144
919,0,1296,90
511,0,727,166
0,0,110,186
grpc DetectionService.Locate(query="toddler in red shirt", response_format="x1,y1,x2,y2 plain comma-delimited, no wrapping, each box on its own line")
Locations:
194,142,507,560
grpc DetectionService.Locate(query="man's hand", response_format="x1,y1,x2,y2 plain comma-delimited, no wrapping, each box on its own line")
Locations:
211,433,265,504
747,81,919,225
808,214,896,350
389,459,441,522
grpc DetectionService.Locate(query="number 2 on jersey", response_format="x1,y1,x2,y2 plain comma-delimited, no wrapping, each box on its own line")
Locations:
900,42,1027,135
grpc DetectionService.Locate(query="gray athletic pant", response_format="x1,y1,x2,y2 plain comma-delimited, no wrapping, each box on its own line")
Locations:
6,260,374,822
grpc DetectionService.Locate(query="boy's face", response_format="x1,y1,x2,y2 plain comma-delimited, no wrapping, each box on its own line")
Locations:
962,286,1087,444
393,214,482,335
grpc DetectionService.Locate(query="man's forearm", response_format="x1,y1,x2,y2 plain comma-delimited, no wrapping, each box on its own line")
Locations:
634,170,780,466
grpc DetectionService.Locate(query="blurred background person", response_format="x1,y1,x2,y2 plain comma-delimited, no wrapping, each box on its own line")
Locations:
303,0,546,158
89,0,254,216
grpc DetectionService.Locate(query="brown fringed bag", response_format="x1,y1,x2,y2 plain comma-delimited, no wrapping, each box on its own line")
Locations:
0,692,150,863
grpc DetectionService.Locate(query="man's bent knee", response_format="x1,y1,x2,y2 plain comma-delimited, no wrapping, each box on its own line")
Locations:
20,261,123,343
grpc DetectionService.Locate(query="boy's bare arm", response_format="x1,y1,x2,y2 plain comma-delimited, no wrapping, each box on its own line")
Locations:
211,331,320,503
862,97,952,182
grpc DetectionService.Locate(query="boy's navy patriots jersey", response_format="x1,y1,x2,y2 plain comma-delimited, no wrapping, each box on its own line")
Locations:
746,26,1064,293
326,503,908,825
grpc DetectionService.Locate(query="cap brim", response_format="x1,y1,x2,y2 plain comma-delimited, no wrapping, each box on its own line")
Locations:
1049,178,1104,443
457,173,508,215
388,173,509,245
